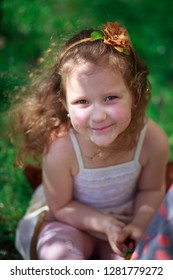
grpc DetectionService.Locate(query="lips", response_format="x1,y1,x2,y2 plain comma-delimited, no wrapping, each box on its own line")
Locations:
90,124,113,131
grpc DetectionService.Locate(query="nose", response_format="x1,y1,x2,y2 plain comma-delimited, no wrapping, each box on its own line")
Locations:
91,104,106,123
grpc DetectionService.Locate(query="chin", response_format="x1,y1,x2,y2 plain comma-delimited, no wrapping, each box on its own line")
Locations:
90,134,118,147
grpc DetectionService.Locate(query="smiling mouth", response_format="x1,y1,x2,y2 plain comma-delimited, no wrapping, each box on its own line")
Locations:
91,124,113,132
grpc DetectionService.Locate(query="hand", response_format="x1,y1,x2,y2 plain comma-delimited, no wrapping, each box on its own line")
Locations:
104,217,126,256
116,223,144,256
117,223,144,243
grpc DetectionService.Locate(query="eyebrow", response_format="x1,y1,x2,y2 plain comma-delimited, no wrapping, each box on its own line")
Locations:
100,90,120,96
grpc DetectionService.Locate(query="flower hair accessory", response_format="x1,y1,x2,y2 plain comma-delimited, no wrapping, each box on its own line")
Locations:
91,22,131,54
60,21,131,58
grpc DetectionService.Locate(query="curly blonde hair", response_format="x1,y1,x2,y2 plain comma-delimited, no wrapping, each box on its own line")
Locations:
10,26,150,166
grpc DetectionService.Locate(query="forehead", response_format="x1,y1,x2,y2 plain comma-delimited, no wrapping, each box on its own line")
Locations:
68,61,121,81
65,61,131,99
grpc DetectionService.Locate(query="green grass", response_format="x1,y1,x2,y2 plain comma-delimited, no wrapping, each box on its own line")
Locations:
0,128,32,259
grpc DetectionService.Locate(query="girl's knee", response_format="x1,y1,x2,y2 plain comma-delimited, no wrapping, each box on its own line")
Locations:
36,221,95,260
37,238,85,260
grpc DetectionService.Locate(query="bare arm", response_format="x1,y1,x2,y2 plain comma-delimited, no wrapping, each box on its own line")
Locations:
118,120,169,243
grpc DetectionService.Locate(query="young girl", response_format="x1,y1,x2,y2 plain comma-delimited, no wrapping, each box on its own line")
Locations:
13,21,169,260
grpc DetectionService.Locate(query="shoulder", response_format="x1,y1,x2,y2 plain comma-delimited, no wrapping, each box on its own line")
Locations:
143,118,169,162
146,118,169,152
47,131,73,157
43,131,77,175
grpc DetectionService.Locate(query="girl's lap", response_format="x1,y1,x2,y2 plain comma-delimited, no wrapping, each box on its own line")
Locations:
37,220,123,260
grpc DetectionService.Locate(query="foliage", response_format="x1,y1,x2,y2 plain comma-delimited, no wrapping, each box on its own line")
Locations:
0,0,173,259
0,132,32,259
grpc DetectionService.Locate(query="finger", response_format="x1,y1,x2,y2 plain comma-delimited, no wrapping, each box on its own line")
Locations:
111,220,125,229
130,228,143,240
109,240,124,257
117,229,129,243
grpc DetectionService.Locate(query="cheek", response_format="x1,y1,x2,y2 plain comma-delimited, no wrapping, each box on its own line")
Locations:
112,106,132,122
69,109,88,125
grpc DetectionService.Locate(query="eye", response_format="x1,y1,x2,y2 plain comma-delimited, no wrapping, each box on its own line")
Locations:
104,96,118,102
76,99,89,104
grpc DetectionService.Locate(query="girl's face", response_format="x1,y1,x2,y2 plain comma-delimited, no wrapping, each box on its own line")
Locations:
65,62,133,147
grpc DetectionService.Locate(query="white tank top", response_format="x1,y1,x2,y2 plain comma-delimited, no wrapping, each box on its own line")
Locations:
15,125,147,259
69,125,147,223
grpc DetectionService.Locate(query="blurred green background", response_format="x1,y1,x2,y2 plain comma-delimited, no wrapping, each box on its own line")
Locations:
0,0,173,259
